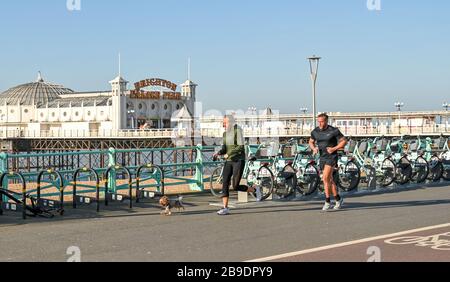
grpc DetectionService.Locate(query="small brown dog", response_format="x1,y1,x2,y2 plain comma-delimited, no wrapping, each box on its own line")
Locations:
159,196,185,216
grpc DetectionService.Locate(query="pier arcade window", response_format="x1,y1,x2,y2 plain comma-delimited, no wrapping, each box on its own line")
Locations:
24,109,29,113
163,119,171,128
10,109,14,114
40,113,44,118
164,104,168,110
151,104,156,110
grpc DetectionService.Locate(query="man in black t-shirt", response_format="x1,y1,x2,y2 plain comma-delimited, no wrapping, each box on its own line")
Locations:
309,113,348,211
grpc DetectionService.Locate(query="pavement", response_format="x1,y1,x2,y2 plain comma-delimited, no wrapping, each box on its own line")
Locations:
1,183,450,262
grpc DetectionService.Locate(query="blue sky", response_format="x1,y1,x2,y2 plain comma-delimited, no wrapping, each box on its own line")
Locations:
0,0,449,113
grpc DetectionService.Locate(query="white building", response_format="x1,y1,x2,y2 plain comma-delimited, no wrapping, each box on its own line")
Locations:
0,72,196,137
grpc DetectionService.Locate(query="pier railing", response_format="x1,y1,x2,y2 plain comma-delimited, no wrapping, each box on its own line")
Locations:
0,145,223,202
1,125,449,139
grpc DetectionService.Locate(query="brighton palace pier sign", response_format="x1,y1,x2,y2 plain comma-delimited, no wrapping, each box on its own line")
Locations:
130,78,182,100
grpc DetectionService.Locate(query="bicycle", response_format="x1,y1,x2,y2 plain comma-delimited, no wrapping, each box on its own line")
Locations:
353,137,397,188
209,145,274,201
402,137,429,184
385,137,413,185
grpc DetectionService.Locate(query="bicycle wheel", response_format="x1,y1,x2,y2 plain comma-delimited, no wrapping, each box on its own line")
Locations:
209,166,225,198
274,165,297,198
378,158,396,187
411,156,429,184
394,157,412,185
443,161,450,181
297,164,320,195
253,166,274,201
337,160,361,192
427,157,443,182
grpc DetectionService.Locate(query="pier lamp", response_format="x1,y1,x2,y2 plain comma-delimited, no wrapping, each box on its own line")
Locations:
248,107,257,128
127,110,136,129
394,102,404,134
308,56,321,128
300,108,308,134
443,102,449,131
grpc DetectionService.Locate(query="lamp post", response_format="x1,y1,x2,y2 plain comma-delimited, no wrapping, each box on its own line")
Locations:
300,107,308,134
308,56,321,128
127,110,136,129
248,107,257,130
394,102,404,134
443,102,449,132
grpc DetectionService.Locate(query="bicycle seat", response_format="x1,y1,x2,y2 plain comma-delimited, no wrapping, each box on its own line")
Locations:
249,155,258,162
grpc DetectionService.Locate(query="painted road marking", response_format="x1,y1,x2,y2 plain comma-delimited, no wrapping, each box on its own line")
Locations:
384,232,450,251
246,223,450,262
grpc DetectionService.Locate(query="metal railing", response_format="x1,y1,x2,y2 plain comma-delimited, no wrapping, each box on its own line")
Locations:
0,145,221,204
1,125,449,139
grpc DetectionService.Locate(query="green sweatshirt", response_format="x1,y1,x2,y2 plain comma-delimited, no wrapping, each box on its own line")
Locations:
219,125,246,161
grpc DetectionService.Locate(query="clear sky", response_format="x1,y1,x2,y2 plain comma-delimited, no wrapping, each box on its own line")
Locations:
0,0,449,114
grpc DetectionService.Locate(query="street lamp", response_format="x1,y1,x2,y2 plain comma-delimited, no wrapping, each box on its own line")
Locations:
394,102,404,134
127,110,136,129
443,102,449,132
394,102,404,112
247,107,257,129
308,56,321,128
300,107,308,134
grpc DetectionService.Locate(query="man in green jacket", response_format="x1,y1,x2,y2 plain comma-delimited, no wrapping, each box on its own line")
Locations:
213,115,261,215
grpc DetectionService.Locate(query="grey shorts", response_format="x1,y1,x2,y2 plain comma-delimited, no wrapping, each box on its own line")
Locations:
319,155,339,170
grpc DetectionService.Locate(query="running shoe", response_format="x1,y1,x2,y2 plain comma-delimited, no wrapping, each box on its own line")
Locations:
334,199,344,210
322,202,332,211
217,208,230,216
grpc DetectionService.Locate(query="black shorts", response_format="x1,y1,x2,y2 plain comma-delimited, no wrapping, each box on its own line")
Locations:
222,160,249,197
319,155,338,170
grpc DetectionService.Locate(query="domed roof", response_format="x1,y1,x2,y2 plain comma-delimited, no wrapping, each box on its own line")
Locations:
0,72,74,106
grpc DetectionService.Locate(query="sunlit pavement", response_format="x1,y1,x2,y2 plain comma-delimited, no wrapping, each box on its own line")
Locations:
1,184,450,262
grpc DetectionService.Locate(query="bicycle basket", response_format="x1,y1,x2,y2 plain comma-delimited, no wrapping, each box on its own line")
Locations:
346,140,357,153
409,141,418,151
358,142,368,155
247,145,260,156
376,139,388,151
260,142,279,157
296,144,309,154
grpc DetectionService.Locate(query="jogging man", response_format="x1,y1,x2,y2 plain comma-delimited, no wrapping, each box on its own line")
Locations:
309,113,348,211
213,115,261,216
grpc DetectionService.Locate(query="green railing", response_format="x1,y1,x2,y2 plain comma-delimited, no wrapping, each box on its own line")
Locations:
0,145,222,202
0,144,296,204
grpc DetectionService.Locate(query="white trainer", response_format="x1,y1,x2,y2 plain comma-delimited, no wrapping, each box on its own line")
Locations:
322,202,332,211
334,199,344,210
217,208,230,216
